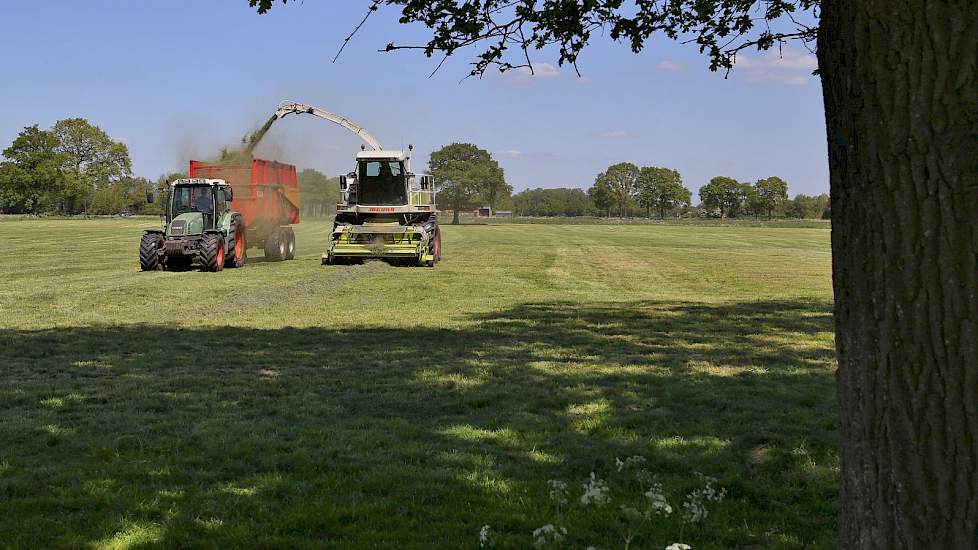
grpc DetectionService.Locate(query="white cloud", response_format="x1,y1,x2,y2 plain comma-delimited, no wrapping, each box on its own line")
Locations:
655,60,683,72
518,62,560,78
496,149,522,158
734,48,818,86
598,129,630,139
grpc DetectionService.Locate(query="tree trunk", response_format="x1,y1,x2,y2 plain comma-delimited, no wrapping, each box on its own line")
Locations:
452,198,460,225
819,2,978,547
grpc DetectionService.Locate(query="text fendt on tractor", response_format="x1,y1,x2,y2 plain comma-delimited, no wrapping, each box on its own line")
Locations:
139,159,300,272
272,102,442,267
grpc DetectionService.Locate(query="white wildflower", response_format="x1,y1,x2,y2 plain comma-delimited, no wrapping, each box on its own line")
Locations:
547,479,569,505
682,475,725,523
682,493,708,523
580,472,611,506
479,525,491,548
644,482,673,516
665,544,692,550
615,455,647,473
532,524,567,548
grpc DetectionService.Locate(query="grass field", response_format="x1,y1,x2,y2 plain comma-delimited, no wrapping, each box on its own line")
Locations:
0,217,837,549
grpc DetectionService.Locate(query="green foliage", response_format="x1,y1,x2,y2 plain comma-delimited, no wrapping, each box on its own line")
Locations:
249,1,818,76
786,193,830,219
429,143,507,223
597,162,640,218
699,177,744,219
512,187,589,217
636,167,690,219
0,120,132,214
587,176,616,217
754,176,790,219
87,177,157,215
297,168,340,217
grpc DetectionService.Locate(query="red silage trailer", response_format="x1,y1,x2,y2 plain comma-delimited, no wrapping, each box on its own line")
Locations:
189,159,300,260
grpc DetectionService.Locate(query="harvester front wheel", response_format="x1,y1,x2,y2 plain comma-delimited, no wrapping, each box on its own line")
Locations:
225,221,246,268
200,233,225,272
139,233,163,271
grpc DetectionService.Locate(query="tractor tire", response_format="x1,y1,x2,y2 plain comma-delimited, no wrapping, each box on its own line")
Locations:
139,233,163,271
264,228,286,261
200,233,225,272
424,215,442,263
225,221,246,268
284,227,296,260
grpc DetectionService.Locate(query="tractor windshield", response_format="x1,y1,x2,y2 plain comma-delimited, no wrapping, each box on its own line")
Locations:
356,160,407,205
171,185,214,217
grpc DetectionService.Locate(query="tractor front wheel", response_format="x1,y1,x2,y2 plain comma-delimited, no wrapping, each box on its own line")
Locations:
200,233,225,272
139,233,163,271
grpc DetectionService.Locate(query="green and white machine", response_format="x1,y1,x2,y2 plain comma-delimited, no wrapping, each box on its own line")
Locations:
272,102,442,267
139,178,247,272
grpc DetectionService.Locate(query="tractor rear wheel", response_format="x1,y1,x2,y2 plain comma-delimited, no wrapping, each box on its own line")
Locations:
200,233,225,272
225,221,246,268
285,227,295,260
139,233,163,271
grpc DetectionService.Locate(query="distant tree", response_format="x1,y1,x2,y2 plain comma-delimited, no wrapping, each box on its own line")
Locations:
699,176,742,219
587,177,615,217
753,176,789,219
429,143,503,224
478,165,511,215
596,162,639,217
51,118,131,212
297,168,340,217
636,166,690,219
786,193,830,219
0,126,66,213
512,187,589,217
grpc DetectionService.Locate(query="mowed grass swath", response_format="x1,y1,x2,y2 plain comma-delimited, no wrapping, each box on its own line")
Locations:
0,217,837,548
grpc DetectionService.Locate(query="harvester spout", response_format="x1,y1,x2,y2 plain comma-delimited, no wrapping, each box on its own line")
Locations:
274,101,384,151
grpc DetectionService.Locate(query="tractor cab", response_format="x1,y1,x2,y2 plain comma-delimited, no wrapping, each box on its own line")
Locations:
166,179,232,237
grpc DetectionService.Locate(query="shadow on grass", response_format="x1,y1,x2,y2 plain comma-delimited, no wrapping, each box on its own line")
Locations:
0,300,838,548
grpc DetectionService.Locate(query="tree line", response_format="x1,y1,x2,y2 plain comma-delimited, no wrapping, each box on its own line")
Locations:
0,119,342,218
513,164,827,219
0,119,149,215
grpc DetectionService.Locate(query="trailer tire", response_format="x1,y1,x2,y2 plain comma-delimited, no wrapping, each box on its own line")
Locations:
226,221,246,268
264,229,285,261
285,228,295,260
200,233,225,272
139,233,163,271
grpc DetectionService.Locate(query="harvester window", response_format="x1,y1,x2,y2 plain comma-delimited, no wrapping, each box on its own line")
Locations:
357,160,408,205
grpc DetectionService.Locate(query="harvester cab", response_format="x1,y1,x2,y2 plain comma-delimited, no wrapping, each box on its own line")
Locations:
139,178,247,272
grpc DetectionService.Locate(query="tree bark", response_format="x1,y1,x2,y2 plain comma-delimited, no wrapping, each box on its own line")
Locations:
819,2,978,547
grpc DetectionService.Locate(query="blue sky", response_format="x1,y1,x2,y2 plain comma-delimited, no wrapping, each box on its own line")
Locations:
0,1,828,199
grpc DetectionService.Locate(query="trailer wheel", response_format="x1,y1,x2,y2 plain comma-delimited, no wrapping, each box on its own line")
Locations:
226,221,246,268
264,228,285,261
139,233,163,271
285,228,295,260
200,233,225,272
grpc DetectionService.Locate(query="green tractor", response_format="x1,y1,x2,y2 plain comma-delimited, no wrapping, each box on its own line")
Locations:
139,178,247,272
